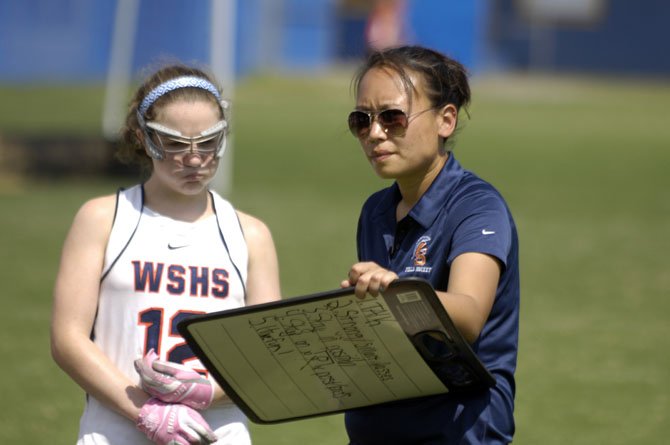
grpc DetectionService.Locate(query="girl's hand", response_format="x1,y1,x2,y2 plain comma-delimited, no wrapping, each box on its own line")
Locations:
134,350,213,411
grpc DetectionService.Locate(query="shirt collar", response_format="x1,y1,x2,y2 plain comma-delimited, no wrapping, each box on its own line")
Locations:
370,153,465,228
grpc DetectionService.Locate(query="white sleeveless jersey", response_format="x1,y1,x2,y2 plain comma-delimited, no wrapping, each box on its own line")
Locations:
77,185,251,445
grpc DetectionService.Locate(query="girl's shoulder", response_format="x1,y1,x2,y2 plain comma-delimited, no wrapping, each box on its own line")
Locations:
74,193,118,228
63,193,118,251
235,209,273,242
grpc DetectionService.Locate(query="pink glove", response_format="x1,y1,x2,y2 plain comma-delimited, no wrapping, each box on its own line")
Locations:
135,350,214,410
137,398,217,445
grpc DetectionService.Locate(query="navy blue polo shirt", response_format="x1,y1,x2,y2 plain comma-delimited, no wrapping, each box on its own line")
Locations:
345,154,520,445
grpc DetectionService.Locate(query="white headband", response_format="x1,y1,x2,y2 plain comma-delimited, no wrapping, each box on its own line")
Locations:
138,75,221,117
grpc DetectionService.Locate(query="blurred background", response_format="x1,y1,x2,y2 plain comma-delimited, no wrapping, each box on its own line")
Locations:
0,0,668,444
1,0,668,177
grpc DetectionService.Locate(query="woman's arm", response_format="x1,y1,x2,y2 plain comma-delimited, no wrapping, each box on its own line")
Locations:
342,252,500,344
50,195,150,421
440,252,500,343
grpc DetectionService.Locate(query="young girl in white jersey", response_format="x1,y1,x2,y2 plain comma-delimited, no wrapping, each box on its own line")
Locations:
51,64,281,445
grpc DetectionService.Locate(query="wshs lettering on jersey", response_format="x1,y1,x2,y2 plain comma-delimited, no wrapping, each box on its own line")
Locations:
133,260,230,298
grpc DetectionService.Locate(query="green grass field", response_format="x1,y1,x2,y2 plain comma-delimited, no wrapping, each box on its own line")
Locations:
1,71,669,444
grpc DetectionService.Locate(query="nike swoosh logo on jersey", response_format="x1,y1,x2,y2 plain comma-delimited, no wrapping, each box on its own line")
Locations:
168,243,189,250
482,229,496,235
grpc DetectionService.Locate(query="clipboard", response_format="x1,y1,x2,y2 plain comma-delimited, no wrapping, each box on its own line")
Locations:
178,277,495,424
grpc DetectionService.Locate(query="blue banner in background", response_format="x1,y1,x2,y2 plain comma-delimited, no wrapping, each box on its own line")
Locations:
0,0,668,83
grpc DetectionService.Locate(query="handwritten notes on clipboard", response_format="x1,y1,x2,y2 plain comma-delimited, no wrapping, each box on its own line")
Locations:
178,278,493,424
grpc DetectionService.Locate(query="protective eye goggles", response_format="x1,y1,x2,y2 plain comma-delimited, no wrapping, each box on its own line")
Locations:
140,118,228,160
134,75,231,160
347,107,435,139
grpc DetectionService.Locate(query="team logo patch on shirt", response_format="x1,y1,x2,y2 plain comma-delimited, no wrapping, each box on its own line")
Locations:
405,236,432,274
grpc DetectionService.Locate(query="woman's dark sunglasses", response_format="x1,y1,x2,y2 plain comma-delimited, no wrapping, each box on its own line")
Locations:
348,107,434,138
